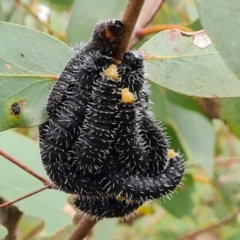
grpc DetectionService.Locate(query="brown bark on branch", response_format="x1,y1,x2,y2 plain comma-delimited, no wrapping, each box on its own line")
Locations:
67,213,99,240
0,149,51,185
114,0,145,59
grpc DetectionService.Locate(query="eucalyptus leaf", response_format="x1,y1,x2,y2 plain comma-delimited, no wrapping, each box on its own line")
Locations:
0,22,73,131
220,98,240,139
0,225,7,239
195,0,240,81
169,103,214,175
93,219,118,240
39,0,74,11
140,29,240,98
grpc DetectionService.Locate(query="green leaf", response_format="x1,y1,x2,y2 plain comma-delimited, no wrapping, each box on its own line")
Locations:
149,82,169,122
40,223,75,240
18,214,44,239
0,225,7,239
0,130,71,233
165,89,202,114
161,175,195,218
93,219,118,240
169,103,215,175
195,0,240,81
165,123,186,156
0,22,73,131
149,84,214,174
220,98,240,139
153,212,195,239
67,0,128,45
222,226,240,240
39,0,74,10
187,18,203,31
140,29,240,98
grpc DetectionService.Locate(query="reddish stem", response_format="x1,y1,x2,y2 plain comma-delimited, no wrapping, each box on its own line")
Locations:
136,24,191,38
0,149,50,185
0,184,53,209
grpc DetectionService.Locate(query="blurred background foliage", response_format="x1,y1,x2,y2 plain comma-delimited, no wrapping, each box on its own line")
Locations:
0,0,240,239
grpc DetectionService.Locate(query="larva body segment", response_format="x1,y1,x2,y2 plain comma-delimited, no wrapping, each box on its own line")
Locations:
47,19,124,118
39,19,124,193
74,76,120,171
119,51,146,106
40,55,114,192
106,155,185,202
139,110,169,174
70,195,142,218
114,102,147,172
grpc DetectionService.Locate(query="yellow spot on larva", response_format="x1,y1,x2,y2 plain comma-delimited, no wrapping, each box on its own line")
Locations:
103,64,119,81
121,88,135,104
137,205,154,215
167,149,176,159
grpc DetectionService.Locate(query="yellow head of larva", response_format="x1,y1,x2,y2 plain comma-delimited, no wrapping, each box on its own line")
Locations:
121,88,135,104
103,64,119,81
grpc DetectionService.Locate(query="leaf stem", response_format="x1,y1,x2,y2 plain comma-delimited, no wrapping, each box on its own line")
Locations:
0,184,53,209
136,24,192,38
0,149,51,185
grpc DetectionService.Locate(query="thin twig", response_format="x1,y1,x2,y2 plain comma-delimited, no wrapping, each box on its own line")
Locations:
177,206,240,240
0,184,53,209
0,149,51,185
136,24,191,37
129,0,165,48
214,157,240,166
115,0,145,59
67,213,99,240
187,157,240,169
224,125,236,157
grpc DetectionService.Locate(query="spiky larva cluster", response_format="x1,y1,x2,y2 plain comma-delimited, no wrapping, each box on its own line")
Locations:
39,19,185,219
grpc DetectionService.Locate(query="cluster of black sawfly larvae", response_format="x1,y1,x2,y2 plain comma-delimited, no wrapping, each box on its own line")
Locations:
39,19,185,218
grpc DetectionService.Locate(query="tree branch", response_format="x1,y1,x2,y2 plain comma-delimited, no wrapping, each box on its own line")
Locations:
0,149,51,185
177,206,240,240
114,0,145,59
67,213,99,240
0,183,53,209
129,0,165,48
